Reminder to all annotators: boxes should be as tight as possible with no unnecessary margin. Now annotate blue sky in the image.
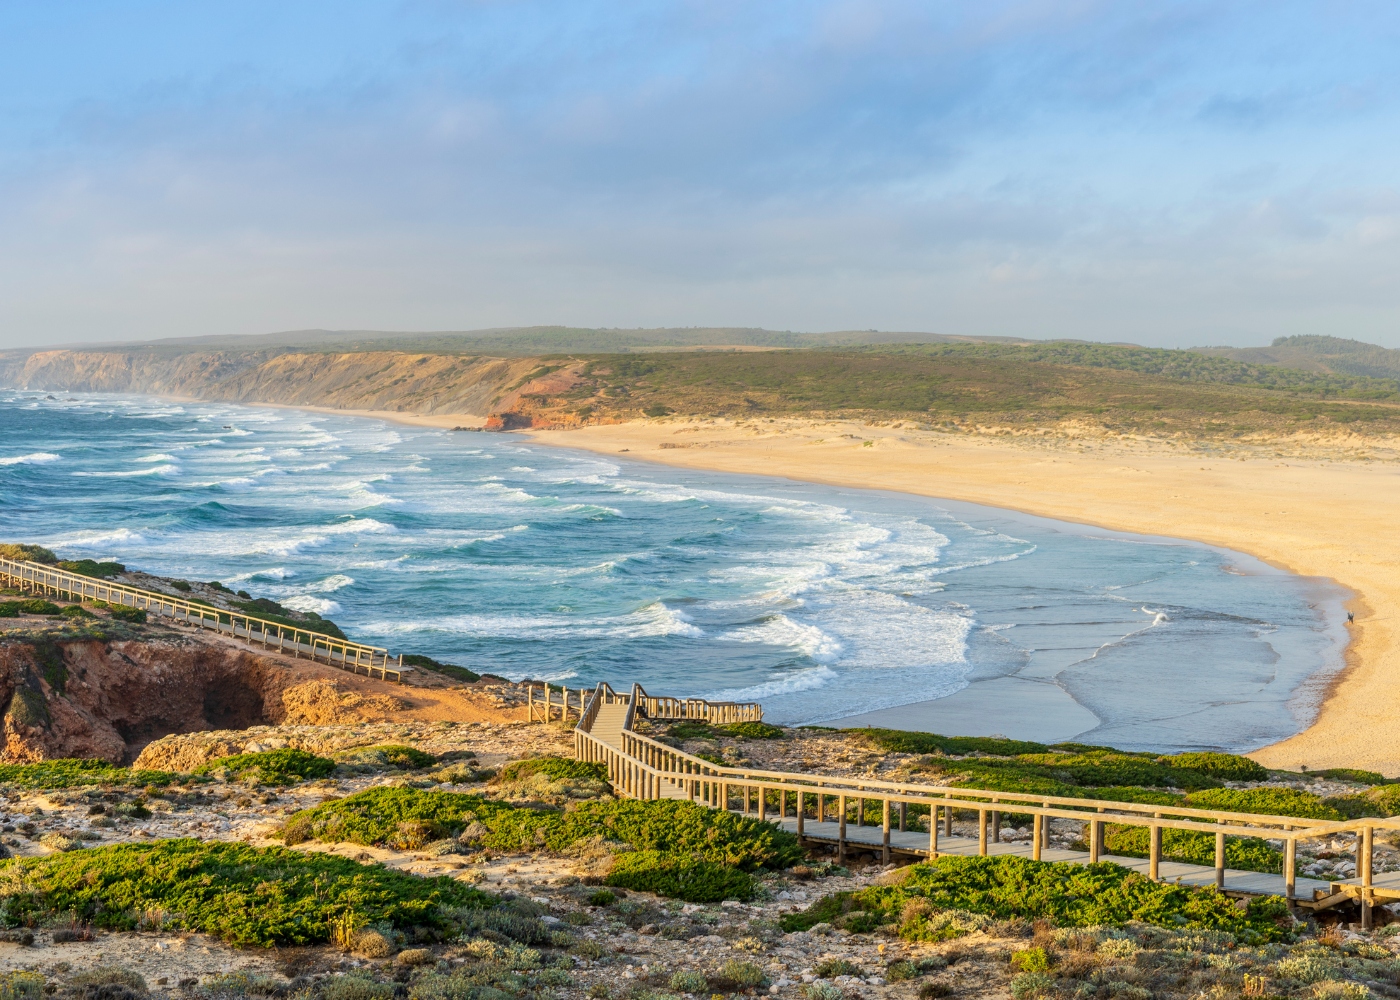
[2,1,1399,349]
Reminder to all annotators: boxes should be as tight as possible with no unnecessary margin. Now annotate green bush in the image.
[400,654,480,684]
[604,850,754,902]
[1184,787,1341,820]
[494,757,608,785]
[859,728,1049,757]
[195,748,336,786]
[782,855,1294,944]
[718,721,785,740]
[1103,826,1282,873]
[0,599,62,616]
[0,544,57,564]
[0,839,493,947]
[106,606,146,623]
[1313,768,1391,785]
[59,605,94,619]
[282,788,802,871]
[0,759,176,790]
[56,559,125,579]
[1157,752,1268,782]
[336,745,437,770]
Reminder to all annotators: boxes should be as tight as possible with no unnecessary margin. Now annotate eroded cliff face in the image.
[0,349,543,417]
[0,636,298,763]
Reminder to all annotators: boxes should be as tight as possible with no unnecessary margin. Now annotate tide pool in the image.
[0,390,1347,751]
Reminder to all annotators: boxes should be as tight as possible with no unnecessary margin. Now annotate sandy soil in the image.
[509,416,1400,777]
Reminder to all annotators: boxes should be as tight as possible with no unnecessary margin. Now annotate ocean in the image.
[0,390,1348,752]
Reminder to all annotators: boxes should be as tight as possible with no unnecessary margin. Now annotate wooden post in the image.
[857,797,865,827]
[818,790,826,823]
[527,685,534,722]
[899,801,907,833]
[758,785,766,823]
[1215,827,1226,889]
[1042,805,1050,850]
[944,805,953,837]
[882,799,891,863]
[1089,820,1101,862]
[838,795,847,863]
[978,809,988,856]
[991,810,1000,845]
[780,790,787,820]
[796,793,805,839]
[1361,826,1373,928]
[1032,814,1042,862]
[1285,836,1297,902]
[1149,824,1161,881]
[930,805,939,856]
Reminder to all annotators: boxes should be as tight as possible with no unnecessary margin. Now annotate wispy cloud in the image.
[1,0,1398,348]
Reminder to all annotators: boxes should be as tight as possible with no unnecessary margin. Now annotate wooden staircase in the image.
[590,701,629,750]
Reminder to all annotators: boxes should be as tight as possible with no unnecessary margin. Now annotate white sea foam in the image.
[724,616,843,662]
[0,452,60,466]
[72,464,178,478]
[137,453,177,463]
[362,601,702,640]
[706,666,839,702]
[281,595,342,615]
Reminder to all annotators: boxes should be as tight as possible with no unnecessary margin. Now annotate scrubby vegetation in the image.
[194,748,336,786]
[1100,827,1284,874]
[781,855,1295,945]
[0,759,177,790]
[335,744,438,771]
[55,559,125,578]
[0,544,57,564]
[401,654,481,684]
[0,599,61,617]
[281,787,800,900]
[0,839,493,947]
[500,345,1400,437]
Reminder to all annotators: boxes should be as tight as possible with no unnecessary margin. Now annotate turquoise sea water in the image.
[0,391,1347,751]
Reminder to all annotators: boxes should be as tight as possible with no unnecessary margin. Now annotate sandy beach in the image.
[502,417,1400,776]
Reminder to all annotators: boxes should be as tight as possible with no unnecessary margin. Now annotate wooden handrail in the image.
[0,557,404,681]
[576,682,1400,922]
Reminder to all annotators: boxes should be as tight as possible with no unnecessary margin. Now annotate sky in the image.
[2,1,1399,350]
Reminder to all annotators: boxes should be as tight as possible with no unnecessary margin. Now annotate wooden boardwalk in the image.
[574,682,1400,924]
[1,556,406,681]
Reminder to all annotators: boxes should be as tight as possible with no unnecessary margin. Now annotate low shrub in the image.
[56,559,125,579]
[400,654,480,684]
[0,759,176,790]
[0,971,45,1000]
[604,850,754,902]
[493,757,609,785]
[1102,826,1282,873]
[1157,751,1268,782]
[781,855,1294,944]
[813,959,859,978]
[718,722,786,740]
[1313,767,1391,785]
[715,960,766,990]
[0,544,57,564]
[0,839,493,947]
[0,599,62,616]
[106,606,147,623]
[859,728,1049,757]
[59,605,94,619]
[281,788,801,895]
[669,970,708,993]
[336,745,438,771]
[1184,787,1342,820]
[195,748,336,786]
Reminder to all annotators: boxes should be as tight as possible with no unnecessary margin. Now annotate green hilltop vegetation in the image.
[507,340,1400,437]
[1199,334,1400,382]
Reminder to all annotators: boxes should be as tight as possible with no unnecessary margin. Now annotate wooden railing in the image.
[575,683,1400,927]
[633,683,762,723]
[0,557,405,681]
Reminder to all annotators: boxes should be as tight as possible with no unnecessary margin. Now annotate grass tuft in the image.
[194,748,336,786]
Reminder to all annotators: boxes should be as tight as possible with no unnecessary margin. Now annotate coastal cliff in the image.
[0,348,547,420]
